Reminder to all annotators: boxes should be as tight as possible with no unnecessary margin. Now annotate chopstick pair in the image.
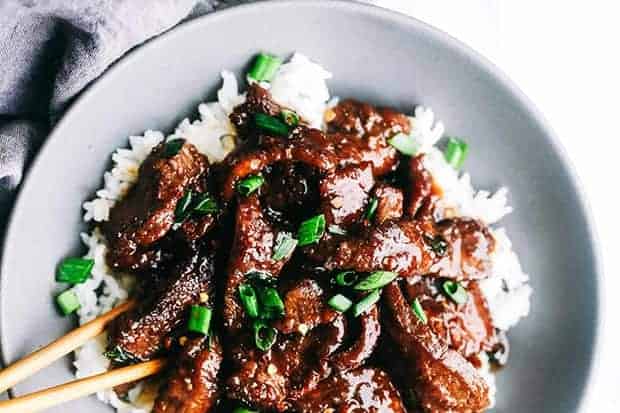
[0,300,166,412]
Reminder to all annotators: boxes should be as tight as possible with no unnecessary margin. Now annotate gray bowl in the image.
[0,1,601,412]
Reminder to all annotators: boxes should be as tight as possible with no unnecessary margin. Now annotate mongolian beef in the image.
[56,53,531,412]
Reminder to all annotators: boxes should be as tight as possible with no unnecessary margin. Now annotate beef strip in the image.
[330,305,381,372]
[325,217,495,280]
[153,335,223,413]
[103,141,209,270]
[273,278,339,335]
[292,367,407,413]
[383,283,490,412]
[406,154,439,220]
[107,249,215,361]
[223,195,290,334]
[221,88,411,200]
[320,163,375,228]
[403,277,497,364]
[372,183,404,224]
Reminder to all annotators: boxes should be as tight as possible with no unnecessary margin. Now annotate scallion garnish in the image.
[353,271,398,291]
[280,109,299,127]
[188,305,212,335]
[253,319,277,351]
[233,407,258,413]
[352,289,382,317]
[163,138,185,157]
[444,137,469,169]
[272,232,298,261]
[388,133,418,156]
[255,113,290,136]
[328,294,353,313]
[247,53,283,82]
[56,290,80,315]
[238,284,260,318]
[257,287,285,319]
[334,270,358,287]
[193,194,218,215]
[365,197,379,221]
[104,345,137,364]
[411,298,428,324]
[56,257,94,284]
[328,225,347,236]
[237,175,265,196]
[297,214,326,246]
[425,235,448,256]
[175,190,193,222]
[441,280,469,305]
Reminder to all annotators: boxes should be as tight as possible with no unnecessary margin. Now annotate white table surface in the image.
[375,0,619,411]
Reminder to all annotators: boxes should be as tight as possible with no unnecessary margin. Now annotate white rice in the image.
[74,53,531,412]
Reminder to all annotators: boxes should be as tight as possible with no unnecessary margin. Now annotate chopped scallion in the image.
[388,133,418,156]
[237,175,265,196]
[297,214,326,246]
[233,407,258,413]
[193,194,218,215]
[56,290,80,315]
[257,287,285,319]
[353,271,398,291]
[444,137,469,169]
[248,53,283,82]
[239,284,260,318]
[328,294,353,312]
[280,109,299,126]
[272,232,298,261]
[441,280,469,305]
[175,190,193,222]
[365,197,379,221]
[334,270,358,287]
[411,298,428,324]
[328,225,347,236]
[163,138,185,157]
[56,257,94,284]
[253,319,277,351]
[255,113,290,136]
[187,305,212,335]
[352,289,382,317]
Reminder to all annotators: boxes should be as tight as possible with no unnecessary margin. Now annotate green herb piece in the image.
[352,289,382,317]
[411,298,428,324]
[297,214,326,246]
[237,175,265,196]
[239,283,260,318]
[353,271,398,291]
[255,113,290,136]
[272,232,298,261]
[328,294,353,312]
[187,305,212,335]
[444,137,469,169]
[247,53,283,82]
[441,280,469,305]
[56,257,94,284]
[388,133,418,156]
[56,290,80,315]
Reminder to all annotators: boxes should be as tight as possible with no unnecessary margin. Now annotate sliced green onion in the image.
[253,319,277,351]
[328,225,347,236]
[246,270,276,286]
[237,175,265,196]
[193,194,218,215]
[354,271,398,291]
[233,407,258,413]
[280,109,299,126]
[297,214,326,246]
[365,197,379,221]
[258,287,285,318]
[248,53,283,82]
[187,305,212,335]
[425,235,448,256]
[175,190,193,222]
[163,138,185,157]
[334,270,358,287]
[444,137,469,169]
[56,258,94,284]
[238,284,260,318]
[442,280,469,305]
[104,345,137,364]
[411,298,428,324]
[328,294,353,312]
[388,133,418,156]
[255,113,290,136]
[272,232,298,261]
[352,289,382,317]
[56,290,80,315]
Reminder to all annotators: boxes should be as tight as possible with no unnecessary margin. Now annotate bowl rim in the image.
[0,0,603,409]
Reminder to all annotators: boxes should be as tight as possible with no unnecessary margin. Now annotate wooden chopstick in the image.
[0,299,136,393]
[0,358,166,412]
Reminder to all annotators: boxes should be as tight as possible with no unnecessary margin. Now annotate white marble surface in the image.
[375,0,619,411]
